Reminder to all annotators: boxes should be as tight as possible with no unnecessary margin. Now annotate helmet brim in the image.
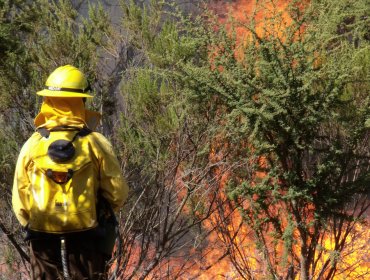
[37,89,93,98]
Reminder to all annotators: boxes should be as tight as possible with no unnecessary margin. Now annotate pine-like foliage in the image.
[0,0,368,279]
[119,0,369,279]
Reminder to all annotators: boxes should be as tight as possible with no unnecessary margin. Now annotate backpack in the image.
[28,126,99,233]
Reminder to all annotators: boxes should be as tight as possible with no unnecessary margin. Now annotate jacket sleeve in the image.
[91,133,129,212]
[12,138,33,227]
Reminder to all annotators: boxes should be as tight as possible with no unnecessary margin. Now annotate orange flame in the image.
[196,1,370,279]
[118,1,369,279]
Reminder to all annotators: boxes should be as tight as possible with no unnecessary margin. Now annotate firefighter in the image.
[12,65,129,280]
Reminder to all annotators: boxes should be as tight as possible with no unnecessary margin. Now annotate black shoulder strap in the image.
[37,126,92,140]
[37,127,50,138]
[71,126,92,142]
[76,126,92,137]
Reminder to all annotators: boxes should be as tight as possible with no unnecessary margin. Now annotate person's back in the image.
[12,65,129,280]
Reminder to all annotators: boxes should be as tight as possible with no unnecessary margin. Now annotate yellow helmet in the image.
[37,65,93,98]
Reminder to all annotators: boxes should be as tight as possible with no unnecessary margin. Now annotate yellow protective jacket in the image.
[12,97,129,233]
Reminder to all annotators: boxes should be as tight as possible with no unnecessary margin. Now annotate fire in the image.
[192,1,370,279]
[314,223,370,279]
[114,1,369,279]
[209,0,306,61]
[229,0,292,38]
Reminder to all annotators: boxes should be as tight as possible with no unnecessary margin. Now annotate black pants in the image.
[30,232,110,280]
